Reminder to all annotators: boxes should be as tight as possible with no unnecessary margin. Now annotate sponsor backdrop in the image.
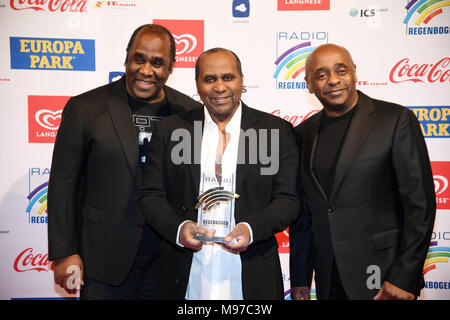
[0,0,448,300]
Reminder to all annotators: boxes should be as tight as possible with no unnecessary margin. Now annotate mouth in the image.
[210,96,231,105]
[135,79,157,89]
[326,88,346,97]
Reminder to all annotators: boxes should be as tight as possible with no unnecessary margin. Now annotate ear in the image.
[353,64,358,84]
[305,76,314,94]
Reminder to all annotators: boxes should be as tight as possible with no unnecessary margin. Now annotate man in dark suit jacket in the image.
[47,24,201,299]
[290,44,436,300]
[139,48,299,299]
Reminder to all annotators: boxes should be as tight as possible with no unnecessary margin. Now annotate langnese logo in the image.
[408,106,450,138]
[10,37,95,71]
[10,0,87,12]
[276,228,289,253]
[431,161,450,209]
[29,95,70,143]
[274,31,328,90]
[153,19,204,68]
[277,0,330,11]
[404,0,450,36]
[26,168,50,224]
[389,57,450,83]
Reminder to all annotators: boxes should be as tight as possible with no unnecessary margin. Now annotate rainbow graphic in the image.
[273,41,315,80]
[26,181,48,219]
[404,0,450,25]
[423,241,450,275]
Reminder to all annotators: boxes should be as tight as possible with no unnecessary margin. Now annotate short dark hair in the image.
[125,24,176,66]
[195,48,243,80]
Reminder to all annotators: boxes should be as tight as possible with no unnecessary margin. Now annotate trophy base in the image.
[193,235,228,243]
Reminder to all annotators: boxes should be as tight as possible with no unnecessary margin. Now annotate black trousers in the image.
[80,253,159,300]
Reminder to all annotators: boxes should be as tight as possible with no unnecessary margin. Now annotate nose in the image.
[139,62,154,77]
[328,71,340,86]
[213,79,227,93]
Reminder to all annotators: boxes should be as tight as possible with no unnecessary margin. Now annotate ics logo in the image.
[274,31,328,90]
[431,161,450,209]
[28,96,70,143]
[10,37,95,71]
[153,19,204,68]
[277,0,330,11]
[26,168,50,224]
[404,0,450,35]
[408,106,450,138]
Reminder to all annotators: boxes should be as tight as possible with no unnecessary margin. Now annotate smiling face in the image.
[196,50,244,125]
[125,31,173,103]
[305,44,359,117]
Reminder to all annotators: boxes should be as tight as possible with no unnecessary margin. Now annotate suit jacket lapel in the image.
[304,111,328,201]
[105,78,140,178]
[330,92,376,202]
[236,103,258,190]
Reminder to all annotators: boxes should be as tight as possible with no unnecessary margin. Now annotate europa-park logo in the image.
[10,37,96,71]
[10,0,87,12]
[14,248,54,273]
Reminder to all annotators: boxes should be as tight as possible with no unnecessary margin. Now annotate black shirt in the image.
[128,94,170,255]
[313,105,357,200]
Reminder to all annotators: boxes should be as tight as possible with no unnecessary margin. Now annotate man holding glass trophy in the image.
[139,48,300,299]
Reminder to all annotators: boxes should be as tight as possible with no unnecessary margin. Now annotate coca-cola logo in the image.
[35,109,62,130]
[271,109,320,127]
[13,248,54,272]
[389,57,450,83]
[10,0,87,12]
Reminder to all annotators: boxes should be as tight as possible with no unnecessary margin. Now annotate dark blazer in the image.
[290,91,436,300]
[139,103,300,299]
[47,77,201,286]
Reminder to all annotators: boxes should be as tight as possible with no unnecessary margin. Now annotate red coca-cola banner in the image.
[10,0,87,12]
[13,248,54,272]
[389,57,450,83]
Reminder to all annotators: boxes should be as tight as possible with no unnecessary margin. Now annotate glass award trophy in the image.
[193,173,239,243]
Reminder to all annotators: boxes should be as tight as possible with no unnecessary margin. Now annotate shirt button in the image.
[328,207,335,214]
[181,206,188,212]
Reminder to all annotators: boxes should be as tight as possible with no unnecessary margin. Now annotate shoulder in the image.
[361,91,410,118]
[164,85,203,111]
[294,111,321,135]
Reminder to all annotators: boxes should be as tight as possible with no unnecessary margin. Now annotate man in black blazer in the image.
[290,44,436,300]
[139,48,299,299]
[47,24,201,299]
